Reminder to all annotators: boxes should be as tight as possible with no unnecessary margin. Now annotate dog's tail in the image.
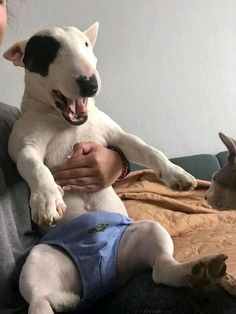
[47,291,80,311]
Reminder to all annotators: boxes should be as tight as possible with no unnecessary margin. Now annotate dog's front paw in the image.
[30,186,66,226]
[160,164,197,191]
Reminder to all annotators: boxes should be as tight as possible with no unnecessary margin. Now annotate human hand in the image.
[52,142,123,192]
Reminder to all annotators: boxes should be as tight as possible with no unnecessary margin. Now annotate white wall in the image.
[1,0,236,158]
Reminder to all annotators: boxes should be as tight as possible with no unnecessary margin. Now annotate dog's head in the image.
[206,132,236,209]
[3,23,101,126]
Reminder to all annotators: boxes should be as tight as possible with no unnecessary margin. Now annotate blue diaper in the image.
[39,211,132,311]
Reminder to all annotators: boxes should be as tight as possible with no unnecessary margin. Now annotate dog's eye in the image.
[85,42,89,47]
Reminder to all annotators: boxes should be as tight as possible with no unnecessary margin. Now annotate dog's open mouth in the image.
[52,90,88,126]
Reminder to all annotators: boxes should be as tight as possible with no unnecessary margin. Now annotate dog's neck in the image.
[20,74,52,112]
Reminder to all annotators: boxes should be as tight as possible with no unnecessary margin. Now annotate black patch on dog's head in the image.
[23,35,61,77]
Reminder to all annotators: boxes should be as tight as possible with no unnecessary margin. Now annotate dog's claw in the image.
[57,204,66,216]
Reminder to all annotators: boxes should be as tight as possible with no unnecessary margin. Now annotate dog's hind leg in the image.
[28,292,80,314]
[145,222,227,288]
[118,221,227,288]
[20,244,82,313]
[28,299,53,314]
[117,220,176,285]
[152,249,227,288]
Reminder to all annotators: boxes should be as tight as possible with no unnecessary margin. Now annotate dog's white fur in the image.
[4,23,228,314]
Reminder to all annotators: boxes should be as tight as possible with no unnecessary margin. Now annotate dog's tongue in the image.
[67,98,87,117]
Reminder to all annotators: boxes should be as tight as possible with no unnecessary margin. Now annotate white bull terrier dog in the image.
[4,23,229,314]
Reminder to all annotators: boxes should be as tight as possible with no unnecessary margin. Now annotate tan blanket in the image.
[113,170,236,279]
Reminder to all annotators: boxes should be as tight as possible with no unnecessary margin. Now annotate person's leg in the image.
[0,103,39,310]
[0,102,20,158]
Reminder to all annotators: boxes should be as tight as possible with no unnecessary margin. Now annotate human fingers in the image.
[62,184,101,193]
[53,156,90,172]
[56,176,100,188]
[53,167,95,181]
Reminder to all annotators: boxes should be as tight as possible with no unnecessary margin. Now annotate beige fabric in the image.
[113,170,236,277]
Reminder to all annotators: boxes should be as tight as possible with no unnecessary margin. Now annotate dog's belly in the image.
[43,122,127,222]
[45,122,107,169]
[39,188,127,234]
[62,188,127,222]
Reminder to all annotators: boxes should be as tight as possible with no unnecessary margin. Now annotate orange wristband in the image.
[108,146,130,181]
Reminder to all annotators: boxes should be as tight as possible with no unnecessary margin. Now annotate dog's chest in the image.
[44,120,107,169]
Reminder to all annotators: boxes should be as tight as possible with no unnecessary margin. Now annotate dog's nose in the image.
[76,74,98,97]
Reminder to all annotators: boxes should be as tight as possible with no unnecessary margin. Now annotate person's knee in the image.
[0,103,19,131]
[0,103,19,156]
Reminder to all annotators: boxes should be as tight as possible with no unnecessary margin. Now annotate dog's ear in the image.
[22,35,61,77]
[3,40,27,67]
[84,22,99,47]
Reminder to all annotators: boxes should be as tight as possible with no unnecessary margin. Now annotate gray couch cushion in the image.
[170,154,221,181]
[216,151,229,169]
[131,154,222,181]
